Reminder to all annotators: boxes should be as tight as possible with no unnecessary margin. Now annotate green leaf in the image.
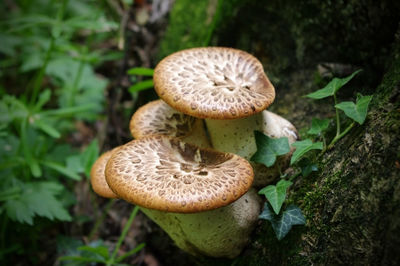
[298,158,318,177]
[39,104,97,117]
[21,119,42,177]
[116,243,146,263]
[41,160,81,180]
[34,89,51,111]
[128,80,154,93]
[66,155,84,175]
[20,53,44,72]
[127,67,154,76]
[306,69,362,99]
[290,139,323,165]
[251,131,290,167]
[56,235,84,258]
[258,179,292,215]
[32,118,61,138]
[307,118,330,135]
[335,94,372,125]
[259,204,306,240]
[4,198,34,225]
[0,33,21,56]
[5,182,72,224]
[81,139,99,178]
[78,246,109,260]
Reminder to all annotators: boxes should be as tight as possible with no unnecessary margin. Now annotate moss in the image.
[150,1,400,264]
[157,0,214,60]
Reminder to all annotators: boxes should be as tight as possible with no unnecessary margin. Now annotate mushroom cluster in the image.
[90,47,298,258]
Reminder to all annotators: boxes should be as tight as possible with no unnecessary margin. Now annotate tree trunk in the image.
[144,1,400,264]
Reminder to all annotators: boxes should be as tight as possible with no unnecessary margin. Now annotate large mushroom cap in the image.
[105,135,254,213]
[90,149,119,198]
[130,99,198,139]
[154,47,275,119]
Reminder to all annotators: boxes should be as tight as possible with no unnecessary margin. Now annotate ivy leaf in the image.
[307,118,330,135]
[251,131,290,167]
[290,139,323,165]
[259,204,306,240]
[298,158,318,177]
[5,182,72,224]
[335,94,372,125]
[306,69,362,99]
[258,179,292,215]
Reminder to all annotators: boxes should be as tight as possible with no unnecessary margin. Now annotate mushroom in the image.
[153,47,297,185]
[129,99,211,148]
[105,135,261,258]
[252,110,298,187]
[90,149,118,198]
[153,47,274,160]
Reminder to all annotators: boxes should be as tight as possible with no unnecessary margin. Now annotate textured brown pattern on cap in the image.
[90,149,118,198]
[130,99,197,138]
[105,135,253,213]
[154,47,275,119]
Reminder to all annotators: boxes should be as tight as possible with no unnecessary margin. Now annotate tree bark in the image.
[145,1,400,265]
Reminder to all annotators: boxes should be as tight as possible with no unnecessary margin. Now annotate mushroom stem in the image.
[205,113,262,160]
[206,110,298,187]
[180,118,211,148]
[140,188,261,258]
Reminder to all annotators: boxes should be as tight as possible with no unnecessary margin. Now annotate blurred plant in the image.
[58,205,145,266]
[127,67,155,96]
[0,0,121,263]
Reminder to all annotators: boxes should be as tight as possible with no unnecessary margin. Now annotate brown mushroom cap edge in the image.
[129,99,198,139]
[154,47,275,120]
[90,149,119,199]
[105,135,254,213]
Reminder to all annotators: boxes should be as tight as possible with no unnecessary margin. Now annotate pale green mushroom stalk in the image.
[207,110,298,187]
[91,136,262,258]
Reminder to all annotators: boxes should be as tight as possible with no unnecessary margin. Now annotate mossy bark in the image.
[149,0,400,265]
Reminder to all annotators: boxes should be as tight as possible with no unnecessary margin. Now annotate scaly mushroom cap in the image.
[90,149,118,198]
[105,135,253,213]
[154,47,275,119]
[130,99,198,139]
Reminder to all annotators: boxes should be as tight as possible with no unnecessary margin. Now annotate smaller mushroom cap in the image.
[154,47,275,119]
[130,99,199,139]
[90,149,119,199]
[130,99,211,148]
[105,135,253,213]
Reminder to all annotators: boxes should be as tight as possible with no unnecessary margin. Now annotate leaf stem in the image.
[67,60,85,107]
[277,162,283,177]
[107,205,140,266]
[327,122,355,150]
[333,93,340,138]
